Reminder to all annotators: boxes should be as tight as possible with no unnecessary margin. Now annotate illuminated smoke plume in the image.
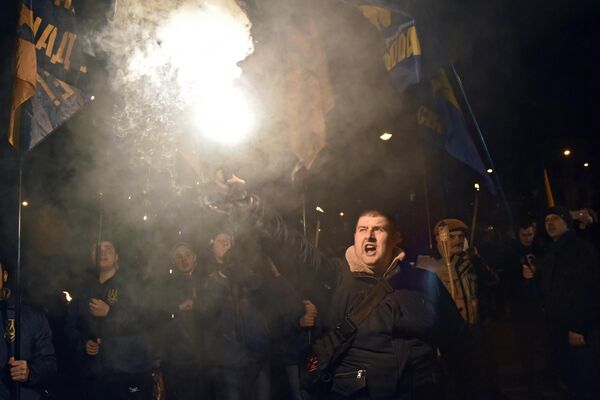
[95,0,254,181]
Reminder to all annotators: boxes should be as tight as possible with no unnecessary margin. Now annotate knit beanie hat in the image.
[544,206,573,227]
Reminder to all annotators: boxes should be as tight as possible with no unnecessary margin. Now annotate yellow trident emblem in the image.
[5,319,15,342]
[107,288,119,305]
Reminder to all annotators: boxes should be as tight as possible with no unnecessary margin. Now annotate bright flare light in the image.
[316,206,325,213]
[129,1,255,145]
[563,149,571,156]
[380,132,393,141]
[486,168,493,174]
[474,183,480,191]
[193,86,255,145]
[21,201,29,207]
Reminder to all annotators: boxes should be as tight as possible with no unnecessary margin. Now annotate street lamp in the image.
[379,132,393,141]
[563,149,571,157]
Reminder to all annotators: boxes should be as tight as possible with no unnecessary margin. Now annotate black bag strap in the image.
[330,270,398,344]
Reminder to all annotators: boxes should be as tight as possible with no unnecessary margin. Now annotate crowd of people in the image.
[1,184,599,400]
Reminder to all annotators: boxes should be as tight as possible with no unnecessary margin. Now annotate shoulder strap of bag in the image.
[330,268,399,344]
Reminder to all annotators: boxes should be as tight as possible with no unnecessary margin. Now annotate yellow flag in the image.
[544,169,556,207]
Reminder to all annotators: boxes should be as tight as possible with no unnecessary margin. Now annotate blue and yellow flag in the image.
[417,68,495,193]
[9,0,89,152]
[356,0,422,92]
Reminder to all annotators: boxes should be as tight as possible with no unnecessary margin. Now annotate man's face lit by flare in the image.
[211,233,232,264]
[173,245,197,275]
[354,215,398,273]
[91,241,119,272]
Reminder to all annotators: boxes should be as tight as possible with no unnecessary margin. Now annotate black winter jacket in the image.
[538,231,600,335]
[0,302,57,400]
[259,212,469,399]
[64,271,152,377]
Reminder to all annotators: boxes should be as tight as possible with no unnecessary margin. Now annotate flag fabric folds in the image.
[9,0,89,152]
[356,0,422,92]
[417,68,496,193]
[286,15,335,170]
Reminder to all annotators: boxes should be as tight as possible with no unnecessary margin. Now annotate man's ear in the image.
[2,270,7,284]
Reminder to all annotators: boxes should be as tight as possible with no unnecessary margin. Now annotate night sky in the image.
[0,0,599,287]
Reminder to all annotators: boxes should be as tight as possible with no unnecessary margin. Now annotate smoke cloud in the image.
[93,0,254,177]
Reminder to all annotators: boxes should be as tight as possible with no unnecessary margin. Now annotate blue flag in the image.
[417,68,495,193]
[355,0,422,92]
[9,0,89,152]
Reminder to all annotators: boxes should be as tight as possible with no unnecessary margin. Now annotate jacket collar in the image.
[345,245,406,276]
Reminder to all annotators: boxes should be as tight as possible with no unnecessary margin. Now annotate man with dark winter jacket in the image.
[0,261,56,400]
[257,207,470,400]
[65,240,153,400]
[200,231,272,400]
[524,207,600,400]
[162,242,206,400]
[504,219,549,395]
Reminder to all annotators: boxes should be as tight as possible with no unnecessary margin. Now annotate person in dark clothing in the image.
[162,242,207,400]
[505,219,550,395]
[267,261,318,400]
[200,231,272,400]
[252,204,471,399]
[524,207,600,400]
[64,240,153,400]
[0,261,57,400]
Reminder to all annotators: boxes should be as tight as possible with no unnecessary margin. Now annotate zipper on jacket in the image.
[335,369,366,379]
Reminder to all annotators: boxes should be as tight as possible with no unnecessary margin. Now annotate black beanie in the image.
[545,206,573,227]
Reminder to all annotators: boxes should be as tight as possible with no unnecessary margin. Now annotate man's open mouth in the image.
[364,243,377,255]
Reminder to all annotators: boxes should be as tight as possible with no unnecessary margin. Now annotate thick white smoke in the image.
[95,0,255,175]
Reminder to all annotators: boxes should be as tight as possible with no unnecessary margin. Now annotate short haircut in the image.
[356,209,398,232]
[90,240,118,254]
[172,242,196,256]
[517,218,536,230]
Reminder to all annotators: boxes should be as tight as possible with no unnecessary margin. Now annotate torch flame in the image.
[63,291,73,303]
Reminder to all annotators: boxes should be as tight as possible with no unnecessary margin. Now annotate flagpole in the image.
[450,62,515,230]
[420,151,433,249]
[14,154,23,400]
[302,190,307,238]
[470,184,480,246]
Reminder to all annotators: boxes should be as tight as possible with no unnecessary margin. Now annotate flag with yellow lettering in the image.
[9,0,89,152]
[355,0,421,92]
[417,68,495,193]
